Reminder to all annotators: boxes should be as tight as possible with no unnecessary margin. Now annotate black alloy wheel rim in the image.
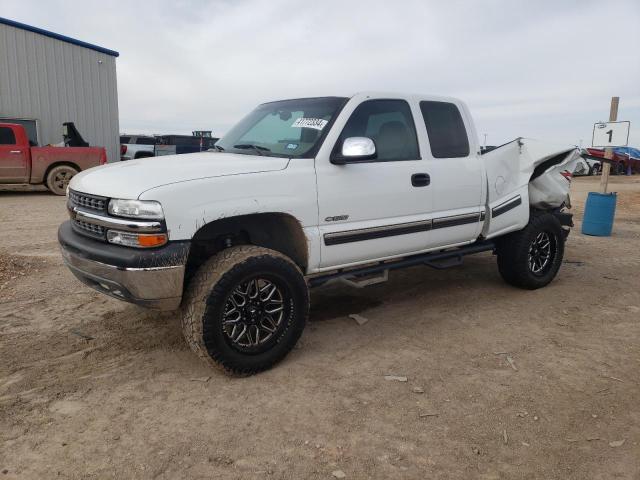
[221,276,289,353]
[528,231,554,275]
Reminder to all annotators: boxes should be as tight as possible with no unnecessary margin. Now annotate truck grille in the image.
[72,219,106,239]
[67,189,164,244]
[69,190,107,212]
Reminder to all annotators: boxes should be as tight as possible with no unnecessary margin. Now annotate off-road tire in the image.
[181,245,309,375]
[46,164,79,195]
[496,213,565,290]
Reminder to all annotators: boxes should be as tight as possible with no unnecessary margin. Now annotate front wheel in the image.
[496,213,565,289]
[46,165,78,195]
[181,246,309,375]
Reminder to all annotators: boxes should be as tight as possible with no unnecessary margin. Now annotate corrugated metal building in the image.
[0,17,120,162]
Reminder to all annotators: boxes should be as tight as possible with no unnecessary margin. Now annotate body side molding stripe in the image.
[324,220,432,246]
[324,210,484,246]
[491,195,522,218]
[431,212,482,230]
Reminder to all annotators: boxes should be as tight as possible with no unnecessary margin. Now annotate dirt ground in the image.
[1,176,639,479]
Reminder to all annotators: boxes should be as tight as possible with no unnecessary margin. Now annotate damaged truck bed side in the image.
[59,92,583,374]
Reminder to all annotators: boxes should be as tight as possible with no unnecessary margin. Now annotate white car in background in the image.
[572,156,600,176]
[119,135,156,161]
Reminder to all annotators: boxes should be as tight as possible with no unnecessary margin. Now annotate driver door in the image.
[0,126,29,183]
[315,98,433,269]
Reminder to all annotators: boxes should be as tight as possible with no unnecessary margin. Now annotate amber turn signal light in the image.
[106,230,168,248]
[137,233,168,247]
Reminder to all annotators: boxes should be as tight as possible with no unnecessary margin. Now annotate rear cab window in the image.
[120,136,131,144]
[419,101,470,158]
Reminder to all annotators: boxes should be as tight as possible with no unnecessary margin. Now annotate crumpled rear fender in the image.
[483,138,579,210]
[482,138,579,239]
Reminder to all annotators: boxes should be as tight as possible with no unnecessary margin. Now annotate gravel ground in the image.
[0,176,639,479]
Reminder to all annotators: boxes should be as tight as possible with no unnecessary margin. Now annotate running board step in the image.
[308,240,496,288]
[423,255,464,270]
[340,270,389,288]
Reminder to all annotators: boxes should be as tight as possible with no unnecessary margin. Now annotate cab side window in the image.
[0,127,16,145]
[339,100,420,161]
[419,101,470,158]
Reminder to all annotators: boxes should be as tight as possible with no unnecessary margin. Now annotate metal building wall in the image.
[0,22,119,162]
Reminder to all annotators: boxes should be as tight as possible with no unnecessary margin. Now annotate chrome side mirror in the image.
[331,137,376,164]
[342,137,376,158]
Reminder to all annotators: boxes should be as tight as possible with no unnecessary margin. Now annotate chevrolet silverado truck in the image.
[58,92,580,374]
[0,123,107,195]
[119,134,156,161]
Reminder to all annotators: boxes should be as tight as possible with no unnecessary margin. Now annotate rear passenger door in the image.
[418,101,484,248]
[315,98,433,269]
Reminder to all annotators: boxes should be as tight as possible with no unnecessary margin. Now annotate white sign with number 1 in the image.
[592,120,630,148]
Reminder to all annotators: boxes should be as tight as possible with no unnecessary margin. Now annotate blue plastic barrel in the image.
[582,192,617,236]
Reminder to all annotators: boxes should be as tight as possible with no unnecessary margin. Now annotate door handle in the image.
[10,150,22,154]
[411,173,430,187]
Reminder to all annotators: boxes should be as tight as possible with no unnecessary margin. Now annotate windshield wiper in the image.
[233,144,271,156]
[212,144,225,152]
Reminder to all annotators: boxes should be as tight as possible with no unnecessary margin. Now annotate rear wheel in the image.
[181,246,309,375]
[496,213,564,289]
[46,165,78,195]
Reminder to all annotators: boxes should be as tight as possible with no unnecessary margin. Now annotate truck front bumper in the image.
[58,221,189,311]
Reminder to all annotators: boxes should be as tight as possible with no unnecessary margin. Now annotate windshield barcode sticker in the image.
[291,118,328,130]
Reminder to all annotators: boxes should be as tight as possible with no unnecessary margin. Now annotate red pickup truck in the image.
[585,148,639,175]
[0,123,107,195]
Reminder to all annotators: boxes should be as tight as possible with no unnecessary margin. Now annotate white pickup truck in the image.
[59,92,580,374]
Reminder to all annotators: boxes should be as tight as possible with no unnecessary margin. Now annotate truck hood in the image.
[69,152,290,199]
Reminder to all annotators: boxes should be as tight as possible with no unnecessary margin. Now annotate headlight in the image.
[107,230,168,248]
[108,199,164,219]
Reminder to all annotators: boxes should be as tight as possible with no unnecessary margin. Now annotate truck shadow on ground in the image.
[99,254,506,367]
[0,187,50,195]
[119,254,504,341]
[309,253,502,323]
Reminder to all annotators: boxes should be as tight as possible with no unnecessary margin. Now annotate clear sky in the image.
[4,0,640,147]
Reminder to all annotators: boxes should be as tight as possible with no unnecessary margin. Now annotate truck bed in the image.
[29,146,106,184]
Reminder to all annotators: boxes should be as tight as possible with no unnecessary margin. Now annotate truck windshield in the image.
[215,97,348,158]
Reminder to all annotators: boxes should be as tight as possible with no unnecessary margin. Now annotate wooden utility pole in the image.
[600,96,619,193]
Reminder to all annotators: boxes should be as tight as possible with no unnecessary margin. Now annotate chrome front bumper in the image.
[60,244,185,311]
